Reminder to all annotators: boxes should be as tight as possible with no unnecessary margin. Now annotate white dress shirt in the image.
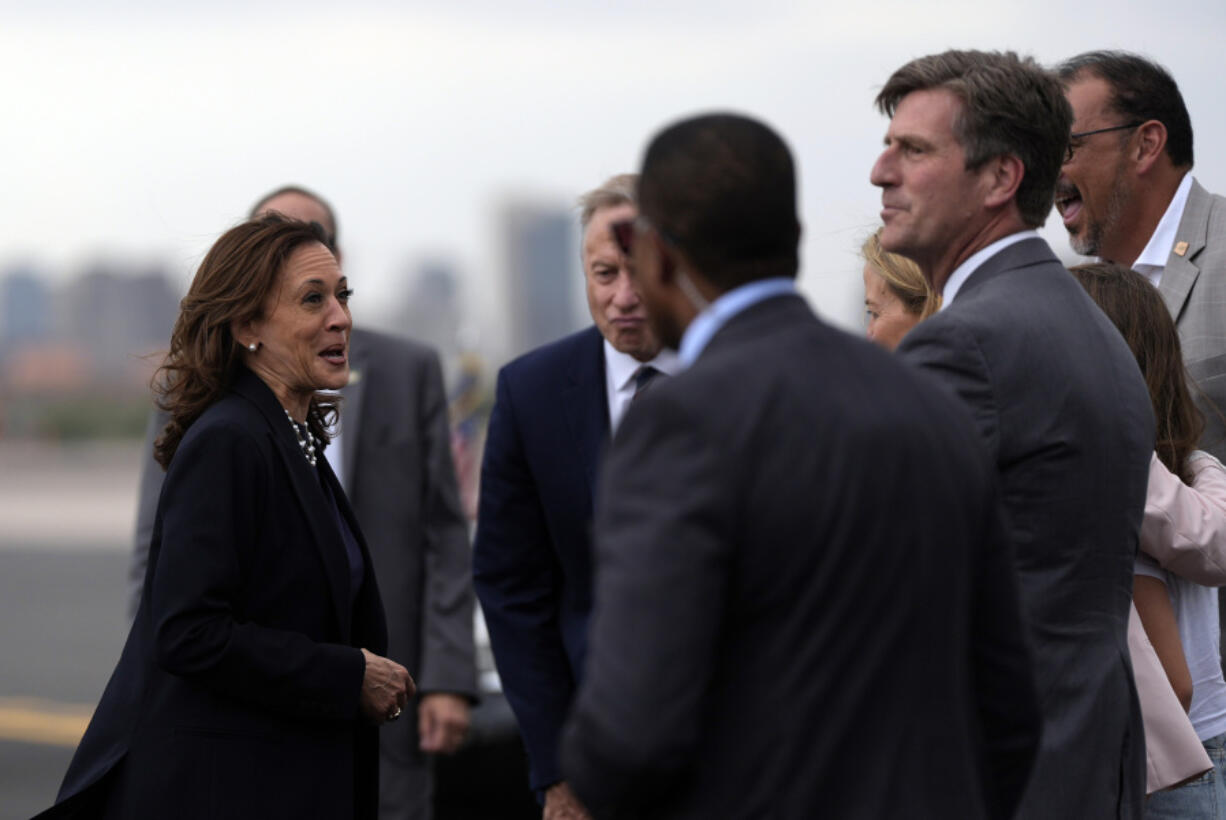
[1132,172,1194,287]
[604,340,680,433]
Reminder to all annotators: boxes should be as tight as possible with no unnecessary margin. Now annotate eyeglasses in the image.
[1064,121,1144,163]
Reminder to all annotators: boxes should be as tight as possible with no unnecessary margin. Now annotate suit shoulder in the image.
[500,326,601,384]
[180,395,264,448]
[1205,189,1226,234]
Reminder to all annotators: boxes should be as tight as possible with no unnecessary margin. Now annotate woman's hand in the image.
[359,648,415,725]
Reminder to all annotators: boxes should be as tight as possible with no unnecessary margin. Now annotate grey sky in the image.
[3,0,1224,355]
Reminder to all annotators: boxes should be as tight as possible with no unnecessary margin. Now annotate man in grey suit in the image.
[872,50,1155,818]
[561,113,1041,819]
[1056,51,1226,460]
[129,186,476,820]
[1056,50,1226,680]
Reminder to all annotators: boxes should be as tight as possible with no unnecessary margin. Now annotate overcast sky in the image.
[4,0,1224,353]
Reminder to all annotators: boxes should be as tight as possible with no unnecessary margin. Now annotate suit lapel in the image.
[341,329,369,489]
[561,327,609,502]
[233,369,353,639]
[1159,180,1211,323]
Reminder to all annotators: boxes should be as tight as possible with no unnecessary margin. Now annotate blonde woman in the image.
[860,228,939,350]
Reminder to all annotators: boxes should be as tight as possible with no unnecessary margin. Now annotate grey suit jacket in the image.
[337,328,475,700]
[1153,178,1226,684]
[898,237,1155,820]
[1159,179,1226,461]
[129,328,476,817]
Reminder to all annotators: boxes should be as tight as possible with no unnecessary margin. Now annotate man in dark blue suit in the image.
[473,174,677,819]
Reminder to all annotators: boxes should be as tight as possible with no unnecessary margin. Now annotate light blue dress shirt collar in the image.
[678,277,797,367]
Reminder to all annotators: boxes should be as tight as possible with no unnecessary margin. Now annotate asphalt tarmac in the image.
[0,547,129,820]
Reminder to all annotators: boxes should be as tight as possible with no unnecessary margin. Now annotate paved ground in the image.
[0,548,129,819]
[0,440,141,550]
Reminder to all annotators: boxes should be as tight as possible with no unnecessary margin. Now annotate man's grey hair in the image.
[577,174,638,231]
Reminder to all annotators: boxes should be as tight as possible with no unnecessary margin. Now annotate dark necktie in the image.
[633,365,661,400]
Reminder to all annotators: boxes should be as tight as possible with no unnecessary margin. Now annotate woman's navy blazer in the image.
[38,367,388,820]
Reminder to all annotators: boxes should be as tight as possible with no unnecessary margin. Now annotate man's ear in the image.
[655,232,677,285]
[1133,120,1168,175]
[983,154,1024,211]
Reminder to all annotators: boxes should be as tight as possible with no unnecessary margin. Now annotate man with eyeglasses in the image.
[473,175,677,820]
[1057,52,1226,467]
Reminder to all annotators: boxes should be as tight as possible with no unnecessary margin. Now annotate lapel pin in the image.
[1174,241,1189,257]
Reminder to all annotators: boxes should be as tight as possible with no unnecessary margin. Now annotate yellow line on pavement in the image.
[0,697,93,748]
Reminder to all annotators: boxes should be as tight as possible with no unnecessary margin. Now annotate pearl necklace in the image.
[284,409,319,467]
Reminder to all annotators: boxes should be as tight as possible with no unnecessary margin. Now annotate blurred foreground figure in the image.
[37,216,412,819]
[872,50,1155,818]
[128,186,476,820]
[561,112,1040,820]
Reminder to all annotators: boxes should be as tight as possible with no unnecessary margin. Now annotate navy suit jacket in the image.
[39,368,387,820]
[473,325,608,791]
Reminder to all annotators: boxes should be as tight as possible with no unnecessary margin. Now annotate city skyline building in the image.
[499,201,582,357]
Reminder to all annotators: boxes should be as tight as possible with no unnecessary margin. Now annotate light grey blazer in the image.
[1159,179,1226,462]
[1154,179,1226,680]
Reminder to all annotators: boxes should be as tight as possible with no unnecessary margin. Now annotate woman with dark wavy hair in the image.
[1073,262,1226,814]
[37,215,413,820]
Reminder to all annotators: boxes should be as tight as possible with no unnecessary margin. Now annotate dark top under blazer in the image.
[562,294,1041,820]
[899,238,1155,820]
[472,325,608,791]
[38,368,388,820]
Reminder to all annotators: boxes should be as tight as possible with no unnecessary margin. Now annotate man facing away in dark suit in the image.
[871,50,1157,818]
[1054,51,1226,675]
[560,113,1041,820]
[128,185,477,820]
[473,174,679,820]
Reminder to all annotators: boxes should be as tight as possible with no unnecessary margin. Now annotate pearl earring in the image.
[248,342,258,352]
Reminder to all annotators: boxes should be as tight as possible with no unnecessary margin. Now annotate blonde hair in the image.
[861,229,940,318]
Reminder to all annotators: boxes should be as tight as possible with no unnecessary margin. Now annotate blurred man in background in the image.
[473,174,678,820]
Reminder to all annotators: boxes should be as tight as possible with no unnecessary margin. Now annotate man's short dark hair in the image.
[1058,50,1193,169]
[248,185,340,251]
[876,50,1071,229]
[638,113,800,291]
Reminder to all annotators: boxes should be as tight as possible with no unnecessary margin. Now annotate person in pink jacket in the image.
[1073,262,1226,814]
